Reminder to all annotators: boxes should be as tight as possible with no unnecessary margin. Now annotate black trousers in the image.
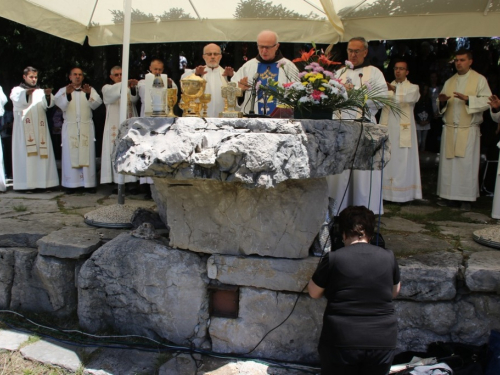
[319,345,395,375]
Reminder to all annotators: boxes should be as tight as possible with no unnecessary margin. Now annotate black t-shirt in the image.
[312,243,400,349]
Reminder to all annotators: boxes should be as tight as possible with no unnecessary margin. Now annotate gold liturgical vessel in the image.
[166,88,178,117]
[179,73,208,117]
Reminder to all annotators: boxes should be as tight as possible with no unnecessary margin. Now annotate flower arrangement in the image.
[259,45,399,119]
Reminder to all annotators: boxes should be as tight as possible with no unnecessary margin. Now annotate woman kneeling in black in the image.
[308,205,401,375]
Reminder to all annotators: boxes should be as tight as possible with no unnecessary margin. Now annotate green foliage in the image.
[110,9,156,23]
[234,0,321,19]
[159,8,195,20]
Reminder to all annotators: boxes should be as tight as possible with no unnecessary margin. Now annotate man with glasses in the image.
[100,66,139,188]
[380,60,422,203]
[232,30,298,115]
[327,37,388,215]
[182,43,234,117]
[436,49,491,211]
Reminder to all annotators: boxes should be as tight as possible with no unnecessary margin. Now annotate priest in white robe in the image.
[101,66,138,185]
[0,85,8,192]
[54,67,102,193]
[327,37,388,215]
[10,67,58,191]
[137,58,177,189]
[437,49,491,211]
[380,60,422,202]
[182,43,234,118]
[231,30,299,115]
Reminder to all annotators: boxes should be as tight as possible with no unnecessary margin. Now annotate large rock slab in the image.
[465,251,500,292]
[37,227,102,259]
[0,329,30,350]
[113,117,390,187]
[209,287,325,363]
[398,251,461,301]
[207,255,318,292]
[77,233,209,347]
[158,178,327,258]
[396,295,500,352]
[384,233,453,256]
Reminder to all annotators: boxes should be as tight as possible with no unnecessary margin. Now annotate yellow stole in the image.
[443,70,480,158]
[66,91,91,168]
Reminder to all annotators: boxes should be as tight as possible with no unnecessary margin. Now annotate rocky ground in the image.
[0,160,499,374]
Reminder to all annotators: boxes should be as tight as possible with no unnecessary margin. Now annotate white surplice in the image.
[437,70,491,201]
[382,79,422,202]
[327,65,388,215]
[0,86,7,191]
[54,87,102,188]
[182,66,227,117]
[10,86,58,190]
[101,83,138,184]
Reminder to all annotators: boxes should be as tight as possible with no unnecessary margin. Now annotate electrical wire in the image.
[0,310,320,374]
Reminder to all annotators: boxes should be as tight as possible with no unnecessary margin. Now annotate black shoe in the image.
[86,188,97,194]
[65,188,77,195]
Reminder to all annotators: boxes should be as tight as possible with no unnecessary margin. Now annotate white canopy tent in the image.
[2,0,499,47]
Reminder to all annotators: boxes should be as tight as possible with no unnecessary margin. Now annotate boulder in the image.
[77,233,209,346]
[465,251,500,292]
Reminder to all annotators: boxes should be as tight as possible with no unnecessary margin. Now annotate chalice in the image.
[200,93,211,117]
[166,88,178,117]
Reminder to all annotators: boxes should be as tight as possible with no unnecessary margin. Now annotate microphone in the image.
[248,72,260,116]
[358,73,363,87]
[357,73,367,122]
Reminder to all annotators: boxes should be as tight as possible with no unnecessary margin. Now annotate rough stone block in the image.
[157,178,327,259]
[396,295,500,352]
[207,254,319,292]
[0,248,15,308]
[37,227,102,259]
[209,287,325,363]
[398,252,461,301]
[466,251,500,292]
[113,117,390,187]
[77,233,209,346]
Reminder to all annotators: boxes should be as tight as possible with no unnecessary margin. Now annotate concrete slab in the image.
[37,227,102,259]
[384,233,453,256]
[400,205,441,216]
[0,329,31,350]
[0,198,59,218]
[20,339,92,372]
[461,212,492,224]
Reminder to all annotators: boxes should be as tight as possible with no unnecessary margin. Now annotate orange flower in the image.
[318,54,341,66]
[293,48,316,63]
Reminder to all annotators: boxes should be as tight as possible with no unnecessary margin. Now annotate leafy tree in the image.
[159,8,195,21]
[234,0,320,19]
[110,9,156,24]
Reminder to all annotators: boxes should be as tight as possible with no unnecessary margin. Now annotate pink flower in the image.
[345,60,354,69]
[283,82,294,88]
[312,90,323,100]
[277,59,287,68]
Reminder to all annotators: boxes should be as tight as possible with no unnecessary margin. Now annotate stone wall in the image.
[2,226,500,363]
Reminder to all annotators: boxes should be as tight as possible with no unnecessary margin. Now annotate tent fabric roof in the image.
[1,0,499,46]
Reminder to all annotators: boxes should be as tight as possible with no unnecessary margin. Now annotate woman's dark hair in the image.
[338,205,375,240]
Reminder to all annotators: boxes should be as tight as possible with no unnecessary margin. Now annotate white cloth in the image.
[382,79,423,202]
[0,86,7,191]
[137,73,177,117]
[231,57,299,114]
[101,83,138,184]
[10,86,58,190]
[437,70,491,201]
[55,87,102,188]
[327,65,388,215]
[182,66,227,117]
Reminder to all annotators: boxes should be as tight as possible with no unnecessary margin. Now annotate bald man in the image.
[182,43,234,117]
[231,30,299,115]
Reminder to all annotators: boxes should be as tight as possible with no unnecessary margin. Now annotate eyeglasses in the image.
[257,44,278,50]
[112,73,122,76]
[393,67,407,71]
[347,49,366,55]
[203,53,221,56]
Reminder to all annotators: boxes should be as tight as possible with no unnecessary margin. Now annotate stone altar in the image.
[113,117,390,258]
